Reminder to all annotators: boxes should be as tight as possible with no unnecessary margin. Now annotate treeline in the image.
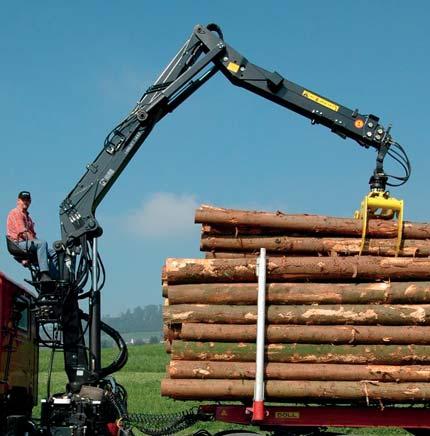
[103,304,162,333]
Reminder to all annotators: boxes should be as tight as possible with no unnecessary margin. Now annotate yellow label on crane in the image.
[227,62,240,73]
[302,90,339,112]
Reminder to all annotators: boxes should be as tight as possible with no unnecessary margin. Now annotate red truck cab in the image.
[0,272,38,429]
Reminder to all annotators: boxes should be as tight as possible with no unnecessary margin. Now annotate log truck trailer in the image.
[1,23,415,435]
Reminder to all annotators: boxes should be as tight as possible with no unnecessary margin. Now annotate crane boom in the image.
[58,23,410,250]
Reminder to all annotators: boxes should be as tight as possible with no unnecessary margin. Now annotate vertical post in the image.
[90,238,101,373]
[253,247,266,421]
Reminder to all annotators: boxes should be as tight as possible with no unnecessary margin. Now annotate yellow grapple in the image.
[355,190,404,256]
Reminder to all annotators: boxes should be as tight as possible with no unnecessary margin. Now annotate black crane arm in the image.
[59,23,410,249]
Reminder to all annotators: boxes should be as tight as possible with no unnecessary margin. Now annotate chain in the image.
[104,383,208,436]
[124,408,205,436]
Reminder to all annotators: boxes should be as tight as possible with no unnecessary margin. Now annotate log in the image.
[161,378,430,402]
[205,252,265,259]
[162,281,168,298]
[164,304,430,325]
[164,257,430,284]
[168,361,430,382]
[201,235,430,257]
[195,205,430,239]
[171,341,430,364]
[161,265,167,281]
[202,223,291,237]
[166,282,430,305]
[169,324,430,344]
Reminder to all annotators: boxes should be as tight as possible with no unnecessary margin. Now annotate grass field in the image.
[36,344,411,435]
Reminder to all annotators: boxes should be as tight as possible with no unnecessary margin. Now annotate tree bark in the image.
[195,205,430,239]
[164,257,430,284]
[167,324,430,344]
[164,304,430,325]
[171,341,430,364]
[161,378,430,402]
[202,223,291,237]
[165,282,430,305]
[201,235,430,257]
[205,252,269,259]
[168,361,430,382]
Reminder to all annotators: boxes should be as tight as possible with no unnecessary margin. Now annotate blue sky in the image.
[1,1,429,315]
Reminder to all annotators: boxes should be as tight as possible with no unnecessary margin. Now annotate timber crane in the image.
[8,23,411,435]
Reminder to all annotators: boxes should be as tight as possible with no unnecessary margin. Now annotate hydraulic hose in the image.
[80,311,128,379]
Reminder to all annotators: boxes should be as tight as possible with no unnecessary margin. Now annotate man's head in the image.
[17,191,31,211]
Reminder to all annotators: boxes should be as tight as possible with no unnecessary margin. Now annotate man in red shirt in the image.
[6,191,57,281]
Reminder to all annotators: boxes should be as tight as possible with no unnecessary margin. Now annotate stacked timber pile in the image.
[161,205,430,404]
[197,205,430,258]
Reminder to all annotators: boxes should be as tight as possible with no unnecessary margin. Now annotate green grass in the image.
[36,345,411,435]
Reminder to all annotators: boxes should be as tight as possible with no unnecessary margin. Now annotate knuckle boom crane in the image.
[29,23,410,435]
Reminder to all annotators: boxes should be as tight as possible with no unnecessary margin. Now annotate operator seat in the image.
[5,236,40,279]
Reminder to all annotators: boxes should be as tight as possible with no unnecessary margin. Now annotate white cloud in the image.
[124,192,198,238]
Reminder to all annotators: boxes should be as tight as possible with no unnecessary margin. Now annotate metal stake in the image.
[252,247,266,421]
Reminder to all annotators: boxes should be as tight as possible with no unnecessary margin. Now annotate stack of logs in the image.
[161,205,430,404]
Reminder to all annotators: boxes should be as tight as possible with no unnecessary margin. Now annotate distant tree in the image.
[149,336,159,344]
[142,305,162,331]
[102,304,163,334]
[132,306,145,332]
